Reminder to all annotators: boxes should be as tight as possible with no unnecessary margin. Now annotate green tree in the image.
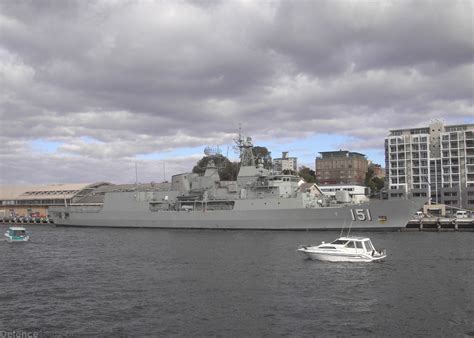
[252,146,272,169]
[365,164,385,194]
[298,166,316,183]
[192,154,239,181]
[220,161,240,181]
[372,176,385,191]
[365,166,375,186]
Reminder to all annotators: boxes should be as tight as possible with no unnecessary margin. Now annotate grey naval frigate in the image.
[51,136,425,230]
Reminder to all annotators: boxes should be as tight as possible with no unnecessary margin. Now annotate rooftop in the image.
[318,150,366,158]
[389,123,474,133]
[0,183,106,201]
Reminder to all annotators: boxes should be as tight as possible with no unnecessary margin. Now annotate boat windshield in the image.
[12,230,26,236]
[364,240,374,252]
[331,239,348,245]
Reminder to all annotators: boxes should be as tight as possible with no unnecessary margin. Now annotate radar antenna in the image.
[204,145,221,157]
[203,145,225,172]
[233,123,243,155]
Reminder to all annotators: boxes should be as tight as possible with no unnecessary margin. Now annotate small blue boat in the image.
[4,227,30,242]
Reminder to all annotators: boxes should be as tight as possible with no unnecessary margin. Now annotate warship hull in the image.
[52,198,424,231]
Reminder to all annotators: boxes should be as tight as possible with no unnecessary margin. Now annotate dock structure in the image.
[405,217,474,231]
[0,215,54,224]
[0,182,117,225]
[2,214,472,231]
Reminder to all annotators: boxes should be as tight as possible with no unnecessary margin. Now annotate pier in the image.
[1,215,473,231]
[0,216,54,225]
[405,217,474,231]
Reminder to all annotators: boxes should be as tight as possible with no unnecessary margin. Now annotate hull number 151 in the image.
[350,208,372,221]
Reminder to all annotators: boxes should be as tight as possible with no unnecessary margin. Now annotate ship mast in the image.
[234,126,255,167]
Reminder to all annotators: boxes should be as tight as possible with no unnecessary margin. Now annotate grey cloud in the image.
[0,0,472,184]
[266,1,473,75]
[0,151,197,185]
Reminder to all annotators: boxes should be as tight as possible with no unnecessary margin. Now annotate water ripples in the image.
[0,226,473,336]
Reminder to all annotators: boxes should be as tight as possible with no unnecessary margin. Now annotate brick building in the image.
[315,151,368,185]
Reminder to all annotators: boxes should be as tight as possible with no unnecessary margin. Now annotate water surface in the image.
[1,225,473,336]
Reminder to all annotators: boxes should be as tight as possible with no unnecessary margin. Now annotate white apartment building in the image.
[385,120,474,210]
[273,151,297,174]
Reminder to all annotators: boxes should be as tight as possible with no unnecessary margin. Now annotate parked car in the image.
[456,210,469,219]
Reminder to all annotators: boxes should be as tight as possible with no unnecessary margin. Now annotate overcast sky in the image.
[1,0,473,185]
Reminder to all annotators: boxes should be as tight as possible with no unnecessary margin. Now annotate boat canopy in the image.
[331,239,349,245]
[11,229,26,235]
[9,227,26,231]
[337,236,371,241]
[329,237,376,252]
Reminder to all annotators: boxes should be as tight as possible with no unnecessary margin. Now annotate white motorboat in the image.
[297,236,386,262]
[4,226,30,243]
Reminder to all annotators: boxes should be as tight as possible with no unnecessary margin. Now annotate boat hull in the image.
[4,234,29,242]
[297,249,386,262]
[51,197,424,230]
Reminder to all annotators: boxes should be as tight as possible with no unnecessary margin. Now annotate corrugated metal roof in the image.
[0,186,30,200]
[0,183,93,200]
